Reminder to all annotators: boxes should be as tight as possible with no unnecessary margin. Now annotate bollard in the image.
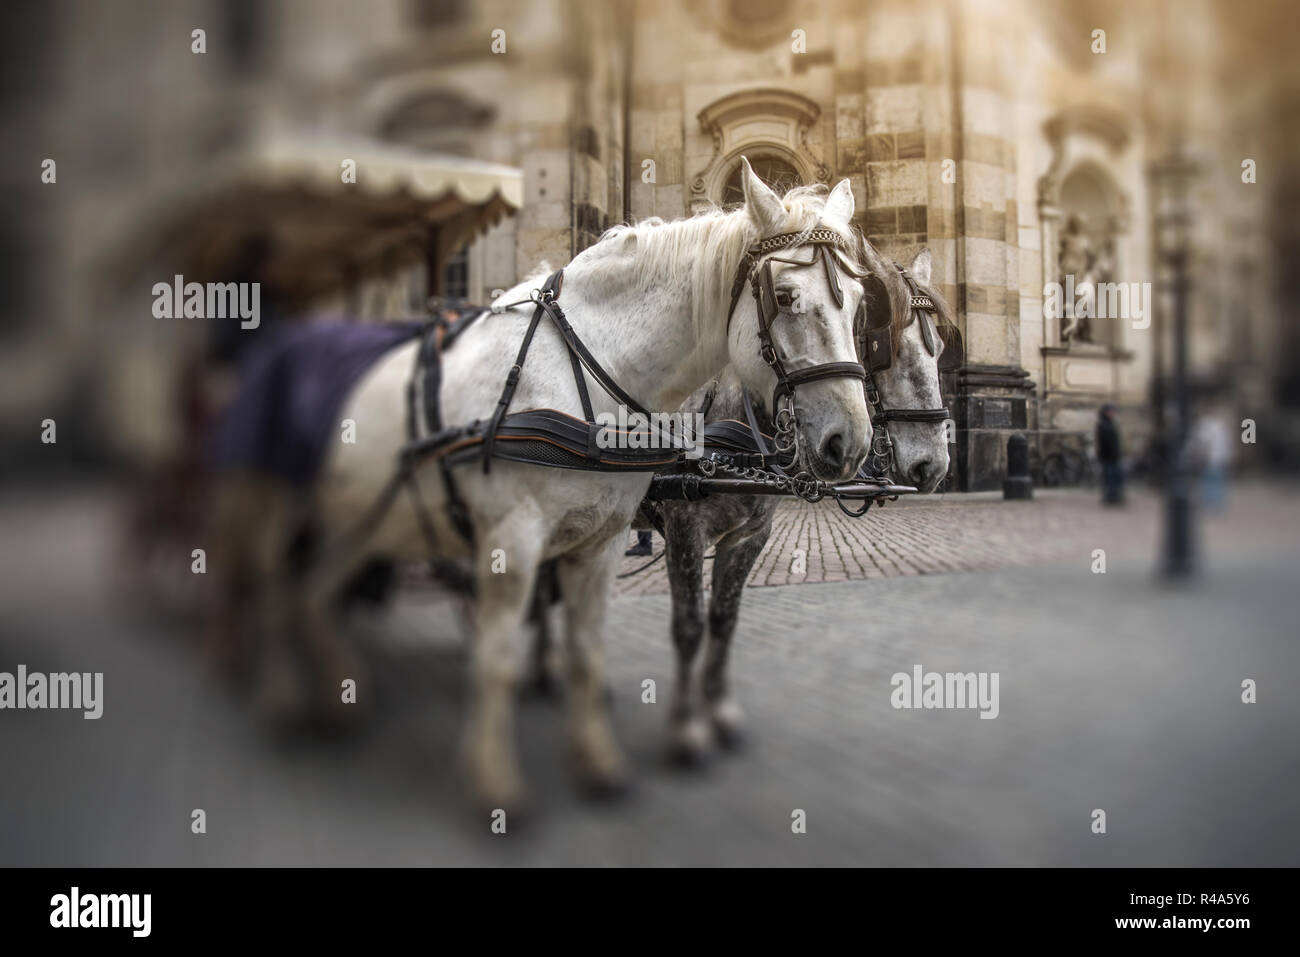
[1003,433,1033,500]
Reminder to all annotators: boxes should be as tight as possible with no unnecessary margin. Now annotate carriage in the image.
[120,135,524,612]
[137,152,954,810]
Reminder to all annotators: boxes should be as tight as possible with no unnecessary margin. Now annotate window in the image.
[442,247,469,301]
[719,156,802,208]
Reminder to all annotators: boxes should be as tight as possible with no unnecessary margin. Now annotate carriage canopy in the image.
[132,134,523,308]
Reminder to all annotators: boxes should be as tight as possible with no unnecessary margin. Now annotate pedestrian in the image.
[1192,402,1234,511]
[1096,403,1124,505]
[626,528,654,557]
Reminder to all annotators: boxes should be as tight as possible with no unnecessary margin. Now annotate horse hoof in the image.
[470,772,529,821]
[577,766,630,802]
[667,717,711,766]
[572,746,630,800]
[462,736,527,817]
[710,699,747,751]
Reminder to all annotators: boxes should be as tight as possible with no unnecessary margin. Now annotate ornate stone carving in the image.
[1057,213,1117,345]
[692,89,825,210]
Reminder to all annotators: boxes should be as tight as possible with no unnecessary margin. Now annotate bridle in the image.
[859,262,951,480]
[725,226,872,473]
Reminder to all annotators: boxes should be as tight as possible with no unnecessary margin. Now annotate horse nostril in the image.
[910,459,932,486]
[821,432,846,469]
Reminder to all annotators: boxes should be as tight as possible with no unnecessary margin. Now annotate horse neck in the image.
[557,238,738,414]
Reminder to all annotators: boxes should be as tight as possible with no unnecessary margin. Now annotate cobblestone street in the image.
[2,483,1298,866]
[614,483,1299,595]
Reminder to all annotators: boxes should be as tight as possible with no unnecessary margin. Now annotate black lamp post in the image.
[1148,146,1200,578]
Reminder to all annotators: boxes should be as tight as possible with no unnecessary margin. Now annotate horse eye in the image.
[774,290,795,310]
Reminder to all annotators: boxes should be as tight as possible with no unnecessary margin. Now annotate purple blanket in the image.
[208,321,424,487]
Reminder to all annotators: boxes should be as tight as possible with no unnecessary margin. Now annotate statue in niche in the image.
[1058,213,1120,346]
[1058,214,1094,344]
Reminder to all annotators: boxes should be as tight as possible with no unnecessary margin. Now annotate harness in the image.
[858,264,951,481]
[417,224,876,493]
[726,227,870,414]
[346,224,910,558]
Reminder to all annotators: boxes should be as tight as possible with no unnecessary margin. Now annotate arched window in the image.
[719,156,803,208]
[692,89,824,213]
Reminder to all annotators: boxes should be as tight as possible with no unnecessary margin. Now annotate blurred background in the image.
[1,0,1298,866]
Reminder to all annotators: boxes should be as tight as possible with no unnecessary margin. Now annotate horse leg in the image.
[523,560,562,698]
[296,537,376,724]
[703,525,768,748]
[663,508,710,763]
[555,536,629,795]
[463,517,544,812]
[247,481,309,723]
[201,474,257,681]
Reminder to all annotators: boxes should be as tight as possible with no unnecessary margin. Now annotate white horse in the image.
[228,159,873,811]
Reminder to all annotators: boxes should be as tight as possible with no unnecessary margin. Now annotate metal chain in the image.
[698,453,825,503]
[769,393,823,501]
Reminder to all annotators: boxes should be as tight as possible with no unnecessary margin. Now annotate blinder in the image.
[860,298,894,372]
[857,262,952,481]
[820,244,844,309]
[757,258,780,327]
[916,298,939,357]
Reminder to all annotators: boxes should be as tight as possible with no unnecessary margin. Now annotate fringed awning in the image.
[131,134,522,308]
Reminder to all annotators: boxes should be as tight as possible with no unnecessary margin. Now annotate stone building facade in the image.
[418,0,1278,489]
[7,0,1287,486]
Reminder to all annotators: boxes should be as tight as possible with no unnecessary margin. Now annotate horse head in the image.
[856,244,957,493]
[726,158,872,483]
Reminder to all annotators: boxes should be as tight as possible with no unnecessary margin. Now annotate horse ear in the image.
[824,178,855,225]
[739,157,785,234]
[909,248,933,287]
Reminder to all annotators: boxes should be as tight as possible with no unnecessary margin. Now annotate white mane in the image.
[569,184,857,339]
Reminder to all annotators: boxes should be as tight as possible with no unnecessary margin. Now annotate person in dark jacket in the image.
[1096,403,1124,505]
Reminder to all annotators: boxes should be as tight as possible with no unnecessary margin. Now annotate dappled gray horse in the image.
[647,246,956,761]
